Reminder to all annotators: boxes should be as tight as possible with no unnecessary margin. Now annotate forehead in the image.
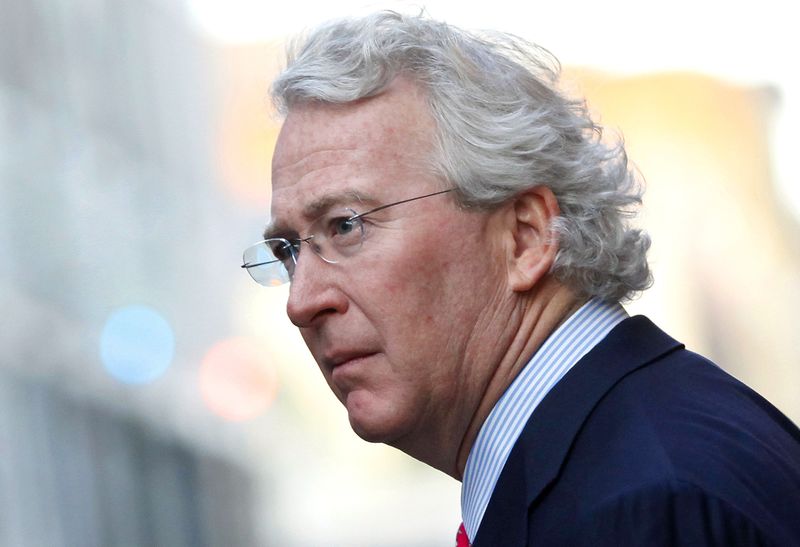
[270,79,438,222]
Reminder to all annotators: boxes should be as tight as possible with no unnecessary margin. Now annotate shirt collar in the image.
[460,298,628,541]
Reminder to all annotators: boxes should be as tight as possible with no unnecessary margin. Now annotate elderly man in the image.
[242,12,800,546]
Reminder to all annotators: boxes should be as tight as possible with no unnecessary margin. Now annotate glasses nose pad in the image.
[283,243,299,278]
[298,235,319,258]
[307,237,323,257]
[298,235,337,265]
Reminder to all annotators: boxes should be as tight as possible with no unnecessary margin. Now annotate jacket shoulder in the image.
[548,479,792,547]
[532,346,800,546]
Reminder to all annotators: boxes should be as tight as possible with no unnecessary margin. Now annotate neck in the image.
[452,280,585,479]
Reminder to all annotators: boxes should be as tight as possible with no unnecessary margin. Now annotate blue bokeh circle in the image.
[100,305,175,384]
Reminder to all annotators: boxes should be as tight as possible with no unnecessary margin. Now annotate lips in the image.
[323,352,378,395]
[324,350,377,371]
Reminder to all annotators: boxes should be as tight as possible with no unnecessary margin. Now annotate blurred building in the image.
[0,0,264,544]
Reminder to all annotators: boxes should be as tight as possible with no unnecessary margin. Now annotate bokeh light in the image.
[199,337,279,421]
[100,305,175,384]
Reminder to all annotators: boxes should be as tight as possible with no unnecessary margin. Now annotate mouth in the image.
[327,351,375,368]
[323,351,378,376]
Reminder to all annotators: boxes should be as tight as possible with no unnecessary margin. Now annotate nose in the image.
[285,249,348,328]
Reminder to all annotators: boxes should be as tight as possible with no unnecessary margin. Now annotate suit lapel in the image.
[472,316,683,547]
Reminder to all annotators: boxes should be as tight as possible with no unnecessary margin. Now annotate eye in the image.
[326,214,363,248]
[333,217,356,236]
[268,240,295,263]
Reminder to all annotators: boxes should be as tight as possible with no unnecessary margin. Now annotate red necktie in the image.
[456,522,470,547]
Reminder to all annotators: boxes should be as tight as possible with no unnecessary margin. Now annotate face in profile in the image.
[269,78,509,463]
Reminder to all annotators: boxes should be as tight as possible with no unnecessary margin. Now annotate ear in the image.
[505,186,560,292]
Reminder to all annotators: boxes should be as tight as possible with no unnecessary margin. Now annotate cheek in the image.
[381,256,444,319]
[355,217,493,326]
[393,256,440,287]
[405,266,481,334]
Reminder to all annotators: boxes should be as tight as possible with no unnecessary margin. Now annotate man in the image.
[242,11,800,546]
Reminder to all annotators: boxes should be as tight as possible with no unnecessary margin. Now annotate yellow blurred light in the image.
[214,44,283,210]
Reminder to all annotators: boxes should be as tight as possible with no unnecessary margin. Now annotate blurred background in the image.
[1,0,798,545]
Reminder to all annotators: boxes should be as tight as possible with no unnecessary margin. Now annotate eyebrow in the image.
[262,189,377,240]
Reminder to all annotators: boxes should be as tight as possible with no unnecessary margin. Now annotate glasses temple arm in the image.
[349,188,453,220]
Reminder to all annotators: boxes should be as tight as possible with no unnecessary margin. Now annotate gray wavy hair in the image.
[271,11,652,302]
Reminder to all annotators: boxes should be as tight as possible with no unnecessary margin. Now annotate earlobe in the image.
[506,186,560,292]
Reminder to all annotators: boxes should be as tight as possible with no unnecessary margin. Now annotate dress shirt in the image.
[460,298,628,541]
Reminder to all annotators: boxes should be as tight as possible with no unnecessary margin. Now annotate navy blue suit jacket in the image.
[472,316,800,546]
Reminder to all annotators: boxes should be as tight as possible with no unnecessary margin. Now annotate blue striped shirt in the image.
[461,298,628,541]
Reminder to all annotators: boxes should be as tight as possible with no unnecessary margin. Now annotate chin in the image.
[345,392,408,445]
[350,422,392,444]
